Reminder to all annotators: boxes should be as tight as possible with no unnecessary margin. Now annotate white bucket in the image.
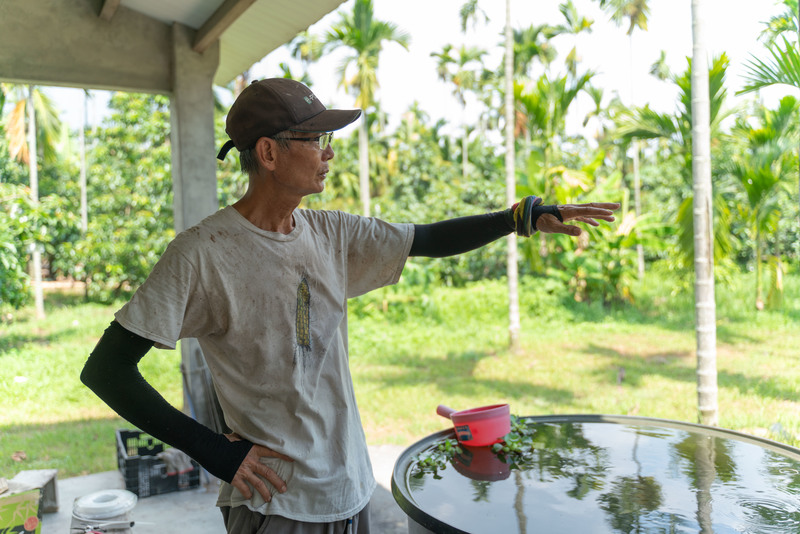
[70,489,137,533]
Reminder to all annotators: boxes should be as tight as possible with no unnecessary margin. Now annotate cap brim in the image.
[291,109,362,133]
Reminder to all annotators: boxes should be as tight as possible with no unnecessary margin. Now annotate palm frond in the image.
[739,37,800,94]
[615,106,678,141]
[7,99,28,164]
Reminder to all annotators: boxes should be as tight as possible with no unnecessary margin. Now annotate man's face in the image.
[271,132,335,198]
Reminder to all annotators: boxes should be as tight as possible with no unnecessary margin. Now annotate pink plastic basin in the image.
[436,404,511,447]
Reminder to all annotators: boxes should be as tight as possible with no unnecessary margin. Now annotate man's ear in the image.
[254,137,280,171]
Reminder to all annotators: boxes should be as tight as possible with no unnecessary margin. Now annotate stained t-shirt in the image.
[114,206,414,522]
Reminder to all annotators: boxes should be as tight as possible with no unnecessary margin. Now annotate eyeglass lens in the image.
[319,132,333,150]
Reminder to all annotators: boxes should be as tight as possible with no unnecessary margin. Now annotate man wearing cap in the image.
[82,78,618,533]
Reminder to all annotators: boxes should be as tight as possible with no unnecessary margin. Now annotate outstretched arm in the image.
[409,198,620,258]
[81,321,292,501]
[410,210,514,257]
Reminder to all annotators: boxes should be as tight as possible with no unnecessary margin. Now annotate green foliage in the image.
[490,415,545,468]
[615,54,744,273]
[741,36,800,93]
[546,175,667,305]
[0,294,183,477]
[4,270,798,478]
[371,105,508,286]
[1,85,64,167]
[67,93,175,300]
[214,91,249,208]
[0,185,31,308]
[323,0,410,109]
[0,0,797,317]
[726,96,799,308]
[411,438,462,479]
[0,182,80,308]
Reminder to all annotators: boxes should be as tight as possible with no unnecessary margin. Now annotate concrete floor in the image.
[42,445,409,533]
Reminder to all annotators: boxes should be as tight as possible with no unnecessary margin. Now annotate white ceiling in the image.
[122,0,345,86]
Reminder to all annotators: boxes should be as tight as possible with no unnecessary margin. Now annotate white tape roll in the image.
[73,489,137,520]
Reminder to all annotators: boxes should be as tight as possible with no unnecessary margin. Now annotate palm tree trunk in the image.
[691,0,718,426]
[629,34,644,279]
[514,470,527,532]
[755,229,764,309]
[80,90,88,234]
[27,86,46,320]
[633,140,644,278]
[358,112,370,216]
[539,146,549,262]
[694,436,716,533]
[462,125,469,181]
[504,0,520,349]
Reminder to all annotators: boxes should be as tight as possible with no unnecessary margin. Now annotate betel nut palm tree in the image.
[615,54,735,270]
[2,84,62,320]
[738,0,800,253]
[324,0,409,217]
[431,44,487,181]
[728,96,799,310]
[691,0,718,427]
[596,0,650,279]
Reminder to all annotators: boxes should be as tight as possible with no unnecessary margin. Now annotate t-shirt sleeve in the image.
[343,214,414,298]
[115,240,216,349]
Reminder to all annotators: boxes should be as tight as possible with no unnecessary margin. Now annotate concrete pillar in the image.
[170,22,219,232]
[169,23,225,435]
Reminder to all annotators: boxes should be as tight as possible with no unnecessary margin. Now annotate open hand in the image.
[537,202,620,236]
[225,432,293,502]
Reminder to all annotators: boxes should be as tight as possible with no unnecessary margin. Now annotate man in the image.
[81,78,618,533]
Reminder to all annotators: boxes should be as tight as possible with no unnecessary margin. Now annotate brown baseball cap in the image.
[217,78,361,160]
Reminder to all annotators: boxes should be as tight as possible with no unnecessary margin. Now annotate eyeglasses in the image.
[274,132,334,151]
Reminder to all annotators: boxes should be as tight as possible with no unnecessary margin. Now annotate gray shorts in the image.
[220,502,370,534]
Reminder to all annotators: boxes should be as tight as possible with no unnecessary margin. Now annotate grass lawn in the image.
[1,268,798,479]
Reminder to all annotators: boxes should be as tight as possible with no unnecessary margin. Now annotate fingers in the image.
[588,202,621,210]
[557,203,618,223]
[537,210,612,235]
[537,214,581,236]
[232,469,273,502]
[564,202,620,210]
[258,445,294,463]
[573,217,600,227]
[232,444,293,503]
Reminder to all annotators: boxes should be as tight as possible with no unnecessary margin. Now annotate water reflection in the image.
[597,474,664,532]
[597,431,667,533]
[403,419,800,533]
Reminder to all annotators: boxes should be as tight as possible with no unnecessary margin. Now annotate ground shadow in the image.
[363,348,575,406]
[371,481,408,534]
[0,327,83,357]
[1,417,125,477]
[579,342,799,403]
[557,295,786,346]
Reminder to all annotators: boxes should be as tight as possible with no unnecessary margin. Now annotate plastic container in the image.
[71,489,136,533]
[436,404,510,446]
[115,429,200,498]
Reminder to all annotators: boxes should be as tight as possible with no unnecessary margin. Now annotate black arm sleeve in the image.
[409,210,515,258]
[80,321,252,483]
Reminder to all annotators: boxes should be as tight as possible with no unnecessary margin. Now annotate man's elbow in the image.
[80,353,100,391]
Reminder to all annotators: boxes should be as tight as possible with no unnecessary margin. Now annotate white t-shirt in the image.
[115,206,414,522]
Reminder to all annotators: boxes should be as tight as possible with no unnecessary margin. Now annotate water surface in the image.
[402,418,800,533]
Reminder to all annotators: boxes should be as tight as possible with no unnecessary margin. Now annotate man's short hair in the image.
[239,135,291,175]
[239,147,258,175]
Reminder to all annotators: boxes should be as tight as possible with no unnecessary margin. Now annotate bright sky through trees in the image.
[46,0,789,138]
